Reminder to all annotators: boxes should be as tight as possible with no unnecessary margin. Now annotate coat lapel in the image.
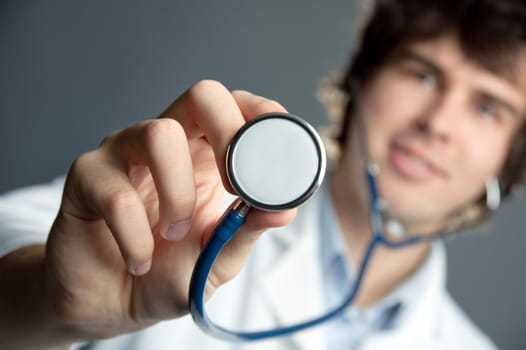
[256,188,326,350]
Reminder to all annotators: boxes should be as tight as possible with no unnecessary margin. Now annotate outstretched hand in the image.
[46,80,297,339]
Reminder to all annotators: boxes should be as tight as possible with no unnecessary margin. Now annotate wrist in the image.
[0,244,79,349]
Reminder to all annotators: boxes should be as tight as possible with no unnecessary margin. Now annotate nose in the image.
[415,90,461,143]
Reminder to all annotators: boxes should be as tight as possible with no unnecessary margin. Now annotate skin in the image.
[0,35,525,349]
[331,35,526,306]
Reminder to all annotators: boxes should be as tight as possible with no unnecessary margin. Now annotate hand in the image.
[45,80,297,339]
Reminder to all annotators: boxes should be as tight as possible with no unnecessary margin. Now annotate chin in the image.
[379,186,445,227]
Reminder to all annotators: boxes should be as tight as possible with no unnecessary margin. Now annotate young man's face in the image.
[348,35,526,234]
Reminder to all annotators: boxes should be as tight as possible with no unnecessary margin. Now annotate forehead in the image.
[409,36,526,84]
[394,35,526,114]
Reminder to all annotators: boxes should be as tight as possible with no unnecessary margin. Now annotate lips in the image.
[388,140,448,181]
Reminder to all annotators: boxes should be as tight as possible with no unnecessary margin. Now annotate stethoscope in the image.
[188,111,430,342]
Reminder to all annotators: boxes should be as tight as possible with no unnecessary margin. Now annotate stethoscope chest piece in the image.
[226,113,326,211]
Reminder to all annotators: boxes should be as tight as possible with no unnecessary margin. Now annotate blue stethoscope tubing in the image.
[188,163,428,342]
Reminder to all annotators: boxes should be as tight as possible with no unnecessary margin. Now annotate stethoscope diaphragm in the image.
[226,112,326,211]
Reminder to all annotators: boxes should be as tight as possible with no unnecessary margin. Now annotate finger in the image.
[209,205,297,288]
[69,151,155,275]
[231,90,288,119]
[160,80,244,148]
[221,207,297,260]
[159,80,288,192]
[159,80,245,191]
[108,119,197,240]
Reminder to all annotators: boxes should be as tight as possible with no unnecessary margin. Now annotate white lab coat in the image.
[0,179,496,350]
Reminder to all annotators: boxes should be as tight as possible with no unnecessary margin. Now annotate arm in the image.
[0,245,76,350]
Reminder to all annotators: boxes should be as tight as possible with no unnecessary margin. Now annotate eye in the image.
[395,59,440,92]
[414,70,437,88]
[475,102,498,120]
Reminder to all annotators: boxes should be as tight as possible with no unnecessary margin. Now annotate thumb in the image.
[208,205,297,288]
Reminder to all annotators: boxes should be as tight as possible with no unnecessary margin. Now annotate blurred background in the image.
[0,1,524,348]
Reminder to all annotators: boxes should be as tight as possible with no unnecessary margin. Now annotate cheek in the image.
[453,139,508,203]
[361,75,421,127]
[360,74,429,159]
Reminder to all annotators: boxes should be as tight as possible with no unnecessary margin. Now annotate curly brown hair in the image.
[320,0,526,231]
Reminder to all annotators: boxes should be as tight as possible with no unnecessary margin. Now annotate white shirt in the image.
[318,180,435,349]
[0,177,497,349]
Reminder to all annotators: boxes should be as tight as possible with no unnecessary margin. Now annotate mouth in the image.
[388,140,448,181]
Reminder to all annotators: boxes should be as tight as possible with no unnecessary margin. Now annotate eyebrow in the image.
[479,92,521,120]
[390,49,523,120]
[390,50,444,76]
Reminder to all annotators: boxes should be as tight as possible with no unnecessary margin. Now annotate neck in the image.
[330,168,430,308]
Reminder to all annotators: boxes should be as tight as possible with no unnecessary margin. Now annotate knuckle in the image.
[103,189,140,215]
[230,89,249,97]
[69,150,98,177]
[254,99,285,115]
[144,118,184,144]
[186,79,227,103]
[170,192,196,211]
[166,192,196,218]
[208,264,237,292]
[126,239,154,264]
[98,128,121,148]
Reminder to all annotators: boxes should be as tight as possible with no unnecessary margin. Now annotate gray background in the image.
[1,1,524,348]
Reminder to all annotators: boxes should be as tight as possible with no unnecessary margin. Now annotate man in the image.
[1,0,525,348]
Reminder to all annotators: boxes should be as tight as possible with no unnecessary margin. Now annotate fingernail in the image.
[130,260,151,276]
[165,221,190,240]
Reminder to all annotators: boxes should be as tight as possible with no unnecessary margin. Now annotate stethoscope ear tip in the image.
[366,161,380,176]
[385,219,406,239]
